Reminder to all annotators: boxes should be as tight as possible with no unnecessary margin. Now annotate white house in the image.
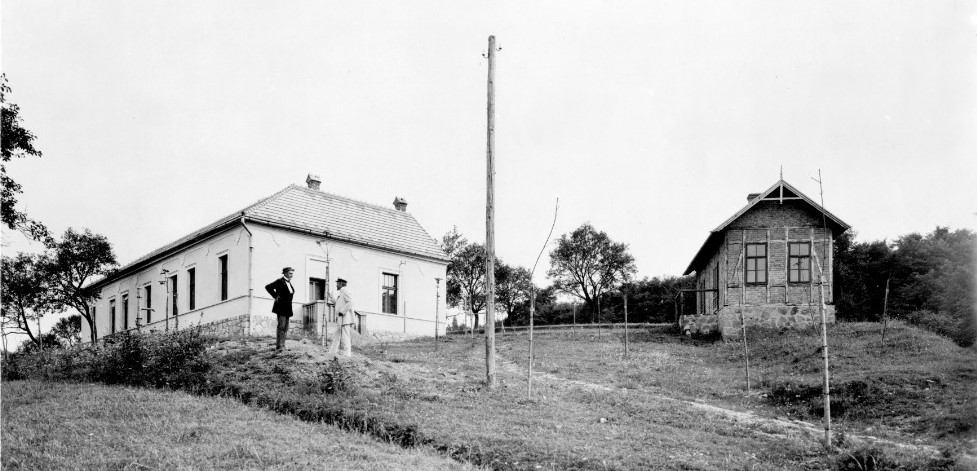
[83,175,450,342]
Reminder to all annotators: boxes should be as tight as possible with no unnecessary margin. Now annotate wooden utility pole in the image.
[484,35,498,388]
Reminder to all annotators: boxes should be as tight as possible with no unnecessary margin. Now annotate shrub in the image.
[1,328,214,390]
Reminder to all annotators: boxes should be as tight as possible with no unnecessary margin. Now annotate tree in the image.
[495,263,533,326]
[51,314,82,347]
[45,228,118,343]
[833,227,976,347]
[1,253,62,347]
[451,243,489,329]
[547,223,637,320]
[441,226,469,309]
[1,75,48,240]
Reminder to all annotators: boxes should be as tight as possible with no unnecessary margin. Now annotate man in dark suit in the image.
[265,267,296,351]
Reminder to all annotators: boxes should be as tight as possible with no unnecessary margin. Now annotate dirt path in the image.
[495,354,974,465]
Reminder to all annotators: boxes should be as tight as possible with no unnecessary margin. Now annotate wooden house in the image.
[680,179,850,337]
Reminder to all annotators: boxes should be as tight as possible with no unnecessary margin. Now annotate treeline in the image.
[445,224,975,348]
[501,276,693,327]
[834,227,975,347]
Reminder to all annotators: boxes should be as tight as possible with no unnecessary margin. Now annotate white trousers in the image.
[328,324,353,356]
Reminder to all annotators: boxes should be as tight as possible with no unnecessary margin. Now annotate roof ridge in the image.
[290,185,411,216]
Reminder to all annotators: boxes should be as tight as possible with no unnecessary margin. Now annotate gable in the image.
[684,179,850,275]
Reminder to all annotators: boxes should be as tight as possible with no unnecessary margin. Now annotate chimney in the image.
[306,173,321,190]
[393,197,407,212]
[747,192,761,202]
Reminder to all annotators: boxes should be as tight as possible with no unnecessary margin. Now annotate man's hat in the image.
[282,267,294,274]
[336,278,347,284]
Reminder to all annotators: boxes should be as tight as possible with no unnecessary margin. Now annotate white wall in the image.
[83,226,252,341]
[249,224,448,336]
[82,222,448,341]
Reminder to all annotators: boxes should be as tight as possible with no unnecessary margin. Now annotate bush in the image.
[1,328,214,390]
[903,310,975,348]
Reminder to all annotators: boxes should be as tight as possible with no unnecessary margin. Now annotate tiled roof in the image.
[98,185,448,286]
[246,185,448,261]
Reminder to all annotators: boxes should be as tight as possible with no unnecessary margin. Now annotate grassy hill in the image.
[3,321,973,470]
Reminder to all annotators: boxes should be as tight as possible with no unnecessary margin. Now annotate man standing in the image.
[265,267,295,351]
[329,277,355,357]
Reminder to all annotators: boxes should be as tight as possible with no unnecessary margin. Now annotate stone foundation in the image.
[198,314,250,337]
[250,313,307,339]
[680,304,835,338]
[679,314,720,336]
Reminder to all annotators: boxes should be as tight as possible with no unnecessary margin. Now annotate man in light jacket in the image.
[329,277,355,357]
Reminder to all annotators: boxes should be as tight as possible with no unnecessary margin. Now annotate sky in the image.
[3,1,976,339]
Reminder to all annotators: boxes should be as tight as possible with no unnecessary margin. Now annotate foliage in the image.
[1,328,212,391]
[495,263,533,324]
[50,314,81,346]
[440,226,469,308]
[0,75,47,239]
[834,227,976,346]
[1,253,62,347]
[43,227,118,343]
[547,223,637,319]
[599,275,694,324]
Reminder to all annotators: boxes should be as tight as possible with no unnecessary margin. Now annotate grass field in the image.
[196,321,972,469]
[0,380,476,470]
[3,321,972,470]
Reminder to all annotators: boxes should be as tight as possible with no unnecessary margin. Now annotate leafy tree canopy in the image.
[1,74,47,239]
[547,223,637,317]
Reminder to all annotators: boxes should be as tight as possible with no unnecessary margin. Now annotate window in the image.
[309,277,326,302]
[714,265,720,311]
[144,286,152,323]
[381,273,398,314]
[170,274,179,316]
[122,294,129,330]
[745,243,767,284]
[188,268,196,310]
[789,242,811,283]
[109,299,117,334]
[219,255,229,301]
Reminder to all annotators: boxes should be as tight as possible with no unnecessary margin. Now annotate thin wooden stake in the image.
[880,277,891,357]
[623,294,630,358]
[812,169,832,449]
[528,199,559,398]
[739,232,751,392]
[435,277,441,352]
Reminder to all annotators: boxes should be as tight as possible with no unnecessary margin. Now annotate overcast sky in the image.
[3,1,976,295]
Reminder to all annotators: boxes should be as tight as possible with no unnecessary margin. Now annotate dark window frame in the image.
[121,294,129,331]
[381,273,398,315]
[144,285,152,323]
[309,277,326,302]
[788,242,811,283]
[219,255,229,301]
[169,274,179,316]
[109,299,117,334]
[745,243,768,285]
[188,268,196,310]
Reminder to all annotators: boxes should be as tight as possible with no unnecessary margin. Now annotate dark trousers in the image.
[276,315,290,349]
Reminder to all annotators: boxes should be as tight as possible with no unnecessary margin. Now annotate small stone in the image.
[599,418,607,423]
